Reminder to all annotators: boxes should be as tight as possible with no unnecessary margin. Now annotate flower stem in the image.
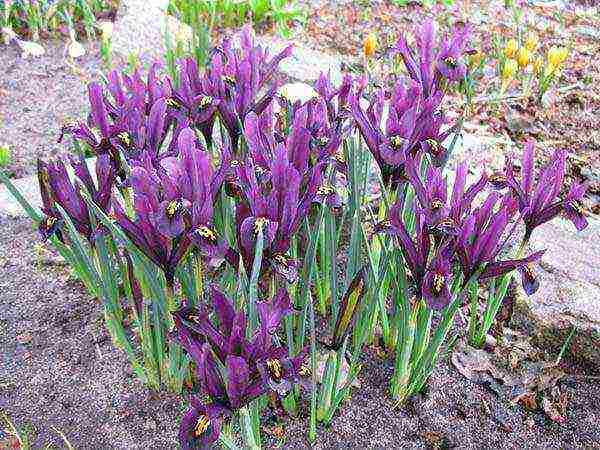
[239,406,260,450]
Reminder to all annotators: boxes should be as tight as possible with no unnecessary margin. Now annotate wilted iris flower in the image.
[174,286,308,448]
[37,154,115,243]
[205,26,292,152]
[492,141,588,241]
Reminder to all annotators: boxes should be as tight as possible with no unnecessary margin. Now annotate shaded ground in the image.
[0,39,103,178]
[2,217,600,449]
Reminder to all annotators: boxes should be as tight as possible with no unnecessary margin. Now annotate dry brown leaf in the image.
[512,391,538,411]
[419,431,450,449]
[542,396,567,424]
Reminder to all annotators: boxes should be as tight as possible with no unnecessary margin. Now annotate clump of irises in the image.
[0,21,590,449]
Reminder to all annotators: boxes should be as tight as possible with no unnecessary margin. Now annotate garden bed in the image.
[2,0,600,448]
[296,0,600,213]
[2,216,600,448]
[0,40,103,178]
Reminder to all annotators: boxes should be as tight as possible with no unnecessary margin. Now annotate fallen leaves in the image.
[16,334,32,345]
[0,437,21,450]
[451,329,569,424]
[419,430,451,450]
[541,389,567,424]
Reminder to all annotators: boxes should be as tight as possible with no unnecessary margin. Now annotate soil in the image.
[0,39,104,179]
[0,216,182,449]
[2,216,599,449]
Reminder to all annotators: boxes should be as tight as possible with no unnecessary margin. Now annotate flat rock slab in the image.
[513,217,600,368]
[111,2,191,64]
[0,158,96,218]
[0,173,41,218]
[257,36,342,84]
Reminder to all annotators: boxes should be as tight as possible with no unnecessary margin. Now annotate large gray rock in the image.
[513,217,600,368]
[0,173,41,218]
[111,0,191,63]
[258,36,342,84]
[111,0,342,83]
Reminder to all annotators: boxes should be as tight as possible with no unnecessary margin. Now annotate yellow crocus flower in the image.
[532,56,544,75]
[517,47,531,69]
[363,33,377,59]
[504,39,518,58]
[502,59,518,81]
[525,33,539,52]
[547,46,568,70]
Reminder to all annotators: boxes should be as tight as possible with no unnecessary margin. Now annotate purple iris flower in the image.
[421,247,454,310]
[60,82,175,177]
[314,71,353,126]
[112,127,227,286]
[61,65,191,176]
[179,395,229,450]
[492,141,588,241]
[167,57,221,149]
[227,135,333,282]
[395,19,472,98]
[36,154,115,243]
[350,77,420,187]
[174,286,309,448]
[404,155,487,233]
[105,63,172,116]
[377,200,453,309]
[244,103,342,210]
[455,191,545,295]
[205,26,292,153]
[229,145,303,282]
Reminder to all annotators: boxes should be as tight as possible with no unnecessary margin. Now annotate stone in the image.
[0,157,96,218]
[0,173,41,218]
[445,124,510,180]
[512,217,600,368]
[258,36,343,84]
[278,82,318,103]
[111,0,192,63]
[111,0,343,85]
